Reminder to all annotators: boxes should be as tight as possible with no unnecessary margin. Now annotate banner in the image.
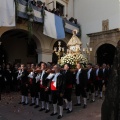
[17,0,28,19]
[0,0,15,26]
[43,10,65,39]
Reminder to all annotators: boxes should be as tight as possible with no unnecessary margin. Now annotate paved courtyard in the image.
[0,92,102,120]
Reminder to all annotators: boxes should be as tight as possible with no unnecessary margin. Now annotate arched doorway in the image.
[0,29,40,64]
[52,40,67,64]
[96,43,116,65]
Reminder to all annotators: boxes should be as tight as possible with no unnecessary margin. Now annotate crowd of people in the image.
[30,0,78,24]
[0,62,111,119]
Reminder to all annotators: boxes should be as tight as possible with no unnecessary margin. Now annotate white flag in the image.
[43,10,65,39]
[0,0,15,26]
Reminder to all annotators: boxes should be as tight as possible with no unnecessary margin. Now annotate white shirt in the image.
[103,68,105,73]
[96,69,99,76]
[52,73,60,87]
[87,68,92,80]
[40,70,45,85]
[76,69,81,84]
[47,73,55,79]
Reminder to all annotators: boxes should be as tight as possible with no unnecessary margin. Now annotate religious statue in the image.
[101,40,120,120]
[60,29,87,67]
[67,30,82,53]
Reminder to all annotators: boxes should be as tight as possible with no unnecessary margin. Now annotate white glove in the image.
[47,73,55,79]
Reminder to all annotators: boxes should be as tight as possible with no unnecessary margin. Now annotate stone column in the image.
[36,48,53,63]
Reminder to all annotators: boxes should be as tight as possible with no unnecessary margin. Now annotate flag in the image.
[43,10,65,39]
[0,0,15,26]
[31,4,42,23]
[17,0,28,19]
[64,20,80,35]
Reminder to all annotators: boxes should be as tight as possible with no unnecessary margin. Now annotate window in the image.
[56,2,64,15]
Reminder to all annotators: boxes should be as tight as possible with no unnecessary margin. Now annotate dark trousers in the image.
[75,84,87,97]
[51,90,63,106]
[21,84,28,96]
[64,88,72,102]
[40,88,45,101]
[35,83,40,98]
[44,90,50,102]
[30,85,36,97]
[86,82,95,93]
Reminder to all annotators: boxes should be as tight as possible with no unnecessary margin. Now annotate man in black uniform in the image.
[62,63,73,113]
[102,63,108,89]
[94,64,103,98]
[86,63,96,102]
[4,64,12,93]
[39,62,49,112]
[74,63,87,108]
[46,64,65,119]
[28,64,36,106]
[17,64,29,105]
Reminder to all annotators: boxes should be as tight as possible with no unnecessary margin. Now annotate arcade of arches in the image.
[0,21,70,64]
[1,23,120,65]
[0,29,68,64]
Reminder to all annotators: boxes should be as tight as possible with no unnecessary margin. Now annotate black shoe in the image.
[39,108,45,111]
[63,108,69,110]
[34,105,39,108]
[50,112,58,116]
[67,110,72,113]
[18,102,24,104]
[90,100,95,103]
[100,97,102,99]
[57,115,63,119]
[74,103,81,106]
[83,104,87,109]
[23,103,29,105]
[29,103,35,106]
[45,109,50,113]
[87,98,89,100]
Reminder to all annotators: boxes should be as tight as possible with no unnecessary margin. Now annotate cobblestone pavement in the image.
[0,92,102,120]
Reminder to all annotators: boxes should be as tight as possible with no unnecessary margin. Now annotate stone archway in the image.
[87,28,120,64]
[0,29,41,64]
[96,43,116,65]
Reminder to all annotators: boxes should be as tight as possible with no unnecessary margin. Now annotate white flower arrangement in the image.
[60,53,88,66]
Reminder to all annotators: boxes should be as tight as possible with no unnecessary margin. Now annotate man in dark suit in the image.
[62,63,73,113]
[17,64,29,105]
[86,63,96,102]
[102,63,108,89]
[74,63,87,108]
[39,62,49,112]
[46,64,65,119]
[94,64,103,98]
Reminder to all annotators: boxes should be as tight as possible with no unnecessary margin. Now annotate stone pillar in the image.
[36,48,53,63]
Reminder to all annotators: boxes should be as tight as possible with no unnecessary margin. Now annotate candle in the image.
[83,48,85,51]
[59,47,61,51]
[58,41,61,45]
[54,47,57,51]
[90,48,92,51]
[62,47,64,51]
[67,49,69,53]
